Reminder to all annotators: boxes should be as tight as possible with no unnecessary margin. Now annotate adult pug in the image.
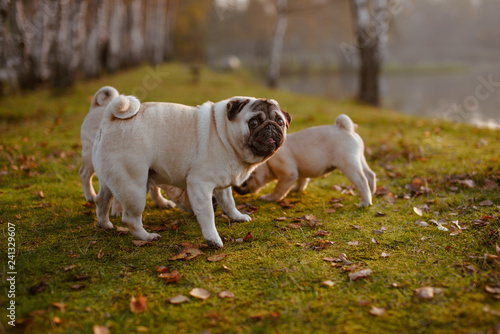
[80,86,188,215]
[234,114,376,207]
[92,95,290,247]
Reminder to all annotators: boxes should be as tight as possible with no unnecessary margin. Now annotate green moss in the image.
[1,63,499,333]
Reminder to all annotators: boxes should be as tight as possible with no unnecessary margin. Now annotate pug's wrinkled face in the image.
[226,97,291,164]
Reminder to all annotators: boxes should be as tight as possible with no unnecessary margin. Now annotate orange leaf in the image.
[129,295,147,314]
[158,270,182,283]
[243,232,253,241]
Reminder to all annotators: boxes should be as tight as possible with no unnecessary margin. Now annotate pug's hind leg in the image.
[361,154,377,195]
[340,160,372,207]
[187,181,223,248]
[118,182,161,241]
[95,183,114,230]
[214,187,252,222]
[149,185,176,209]
[259,173,297,201]
[291,177,309,192]
[79,162,96,203]
[111,198,123,217]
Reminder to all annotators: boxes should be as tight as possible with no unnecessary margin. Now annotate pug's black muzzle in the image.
[233,181,250,195]
[249,121,284,157]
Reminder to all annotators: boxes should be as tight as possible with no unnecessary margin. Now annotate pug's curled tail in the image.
[91,86,119,109]
[104,95,141,121]
[335,114,357,132]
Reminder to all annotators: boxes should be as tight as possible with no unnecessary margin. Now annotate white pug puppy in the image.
[92,95,291,247]
[234,114,376,207]
[80,86,189,216]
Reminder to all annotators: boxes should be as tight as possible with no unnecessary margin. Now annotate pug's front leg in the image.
[187,181,223,248]
[214,187,252,222]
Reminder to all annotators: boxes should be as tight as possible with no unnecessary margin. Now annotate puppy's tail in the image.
[104,95,141,121]
[335,114,358,132]
[90,86,119,109]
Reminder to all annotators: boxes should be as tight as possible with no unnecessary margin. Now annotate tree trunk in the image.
[107,0,125,73]
[267,0,287,88]
[128,0,144,66]
[82,0,108,79]
[164,0,178,61]
[350,0,388,107]
[9,0,36,90]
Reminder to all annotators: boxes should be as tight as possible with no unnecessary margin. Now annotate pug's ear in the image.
[227,98,250,121]
[281,109,292,129]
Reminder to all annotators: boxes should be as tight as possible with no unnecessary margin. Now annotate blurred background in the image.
[1,0,499,126]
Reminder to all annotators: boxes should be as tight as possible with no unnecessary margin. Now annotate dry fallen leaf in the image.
[458,179,476,188]
[222,264,231,271]
[479,199,493,206]
[369,306,385,316]
[324,208,336,214]
[218,290,235,299]
[276,217,287,221]
[322,280,335,287]
[339,253,354,265]
[130,295,147,314]
[97,249,105,259]
[70,284,85,291]
[131,240,152,247]
[350,225,363,230]
[136,326,149,332]
[116,226,129,234]
[53,316,62,325]
[414,220,429,227]
[371,238,379,244]
[415,286,434,300]
[288,223,303,229]
[51,302,67,312]
[243,232,253,241]
[347,241,360,246]
[348,268,372,281]
[413,207,423,216]
[169,247,203,261]
[207,253,227,262]
[190,288,211,300]
[315,230,331,236]
[322,257,338,262]
[156,265,169,273]
[169,294,190,304]
[158,270,182,283]
[93,325,110,334]
[381,252,389,258]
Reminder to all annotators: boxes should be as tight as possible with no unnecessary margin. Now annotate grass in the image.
[1,63,499,334]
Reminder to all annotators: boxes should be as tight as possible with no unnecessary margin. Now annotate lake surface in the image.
[278,64,500,128]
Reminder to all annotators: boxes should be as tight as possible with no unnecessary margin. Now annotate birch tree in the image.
[267,0,287,88]
[350,0,388,106]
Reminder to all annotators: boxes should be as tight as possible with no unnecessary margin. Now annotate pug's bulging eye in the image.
[276,118,284,127]
[249,119,259,129]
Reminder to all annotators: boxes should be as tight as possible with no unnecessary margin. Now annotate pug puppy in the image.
[80,86,189,215]
[234,114,376,207]
[92,95,290,248]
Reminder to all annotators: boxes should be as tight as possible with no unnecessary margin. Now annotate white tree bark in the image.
[128,0,144,65]
[107,0,125,73]
[164,0,178,61]
[267,0,287,88]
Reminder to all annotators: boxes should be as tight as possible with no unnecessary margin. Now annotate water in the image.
[278,64,500,128]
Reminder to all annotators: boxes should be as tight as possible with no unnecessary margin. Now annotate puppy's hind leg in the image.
[340,159,372,207]
[214,187,251,222]
[118,182,161,241]
[79,162,96,203]
[291,177,310,192]
[149,184,176,209]
[361,154,376,195]
[259,172,298,201]
[95,182,114,230]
